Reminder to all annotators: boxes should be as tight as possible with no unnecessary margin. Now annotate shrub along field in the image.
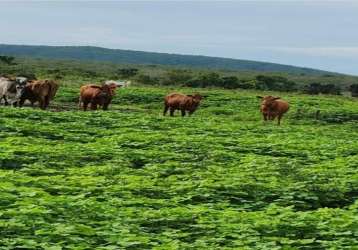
[0,79,357,249]
[1,56,358,93]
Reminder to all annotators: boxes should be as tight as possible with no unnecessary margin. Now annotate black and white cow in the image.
[0,76,27,106]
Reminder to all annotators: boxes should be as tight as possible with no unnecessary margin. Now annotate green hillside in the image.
[0,44,332,75]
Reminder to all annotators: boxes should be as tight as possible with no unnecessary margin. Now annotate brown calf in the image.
[79,84,116,111]
[257,95,289,125]
[164,93,203,117]
[19,80,59,109]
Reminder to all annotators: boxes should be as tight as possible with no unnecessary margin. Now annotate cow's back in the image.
[275,100,289,114]
[0,77,18,99]
[25,80,57,100]
[165,93,187,107]
[0,77,8,94]
[0,77,12,95]
[28,80,49,97]
[80,84,102,99]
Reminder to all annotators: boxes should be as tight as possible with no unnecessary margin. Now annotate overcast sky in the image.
[1,1,358,75]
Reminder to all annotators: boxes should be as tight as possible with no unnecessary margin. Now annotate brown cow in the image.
[257,95,289,125]
[164,93,203,117]
[18,80,59,109]
[79,84,117,111]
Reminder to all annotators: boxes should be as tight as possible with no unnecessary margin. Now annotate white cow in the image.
[0,77,27,105]
[104,80,131,88]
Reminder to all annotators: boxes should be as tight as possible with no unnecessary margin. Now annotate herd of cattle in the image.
[0,77,58,109]
[0,76,289,124]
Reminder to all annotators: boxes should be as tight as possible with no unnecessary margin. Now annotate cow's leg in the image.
[39,101,45,109]
[169,107,175,117]
[83,101,89,111]
[267,112,275,121]
[263,113,268,121]
[90,102,97,110]
[44,95,50,109]
[271,113,278,121]
[181,109,186,117]
[102,102,110,111]
[277,114,283,125]
[39,97,46,110]
[19,98,25,108]
[163,105,169,116]
[3,96,9,106]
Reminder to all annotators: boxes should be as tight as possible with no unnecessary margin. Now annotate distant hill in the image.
[0,44,332,75]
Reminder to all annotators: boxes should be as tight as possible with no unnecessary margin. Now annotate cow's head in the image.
[257,95,280,111]
[257,95,280,101]
[104,80,128,87]
[5,77,27,100]
[187,94,203,113]
[102,82,119,96]
[94,90,112,110]
[190,93,203,103]
[14,83,27,99]
[14,77,27,97]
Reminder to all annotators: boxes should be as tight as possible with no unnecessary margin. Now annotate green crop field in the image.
[0,80,357,249]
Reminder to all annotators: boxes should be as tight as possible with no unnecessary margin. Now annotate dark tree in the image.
[280,80,297,92]
[350,84,358,97]
[221,76,240,89]
[161,69,192,86]
[134,74,158,85]
[255,75,295,91]
[255,75,276,90]
[200,72,222,88]
[238,80,255,89]
[320,84,341,95]
[0,56,16,65]
[185,72,222,88]
[305,83,322,95]
[305,83,341,95]
[116,68,138,78]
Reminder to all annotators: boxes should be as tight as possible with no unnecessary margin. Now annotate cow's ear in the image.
[256,96,263,99]
[273,97,281,100]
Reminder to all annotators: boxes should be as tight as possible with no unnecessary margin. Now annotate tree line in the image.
[134,69,358,97]
[1,56,358,97]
